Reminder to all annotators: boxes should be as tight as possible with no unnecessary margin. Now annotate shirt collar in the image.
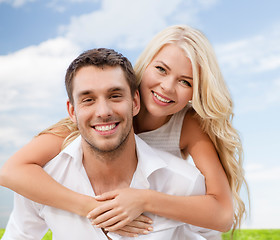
[61,135,168,189]
[61,135,83,169]
[131,135,168,189]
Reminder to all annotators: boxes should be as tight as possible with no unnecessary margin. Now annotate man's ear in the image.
[67,100,77,123]
[132,90,140,117]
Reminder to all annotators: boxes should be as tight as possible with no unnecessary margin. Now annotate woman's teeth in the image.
[153,92,172,103]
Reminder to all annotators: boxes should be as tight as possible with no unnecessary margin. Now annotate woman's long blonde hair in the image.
[134,25,248,231]
[40,25,248,232]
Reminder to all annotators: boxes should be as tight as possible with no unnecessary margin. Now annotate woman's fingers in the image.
[101,215,132,231]
[87,201,114,219]
[108,220,153,237]
[105,214,153,232]
[110,226,150,236]
[91,208,120,225]
[125,218,153,230]
[135,214,153,224]
[110,230,139,238]
[95,213,129,229]
[95,190,118,201]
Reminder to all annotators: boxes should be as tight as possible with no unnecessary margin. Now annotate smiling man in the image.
[2,48,207,240]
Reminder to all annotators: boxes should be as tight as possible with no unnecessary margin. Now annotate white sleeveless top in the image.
[138,106,222,240]
[137,106,189,159]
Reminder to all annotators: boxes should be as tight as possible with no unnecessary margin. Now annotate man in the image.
[3,48,207,239]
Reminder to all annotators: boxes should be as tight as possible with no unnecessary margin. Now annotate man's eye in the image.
[155,66,166,74]
[110,94,122,99]
[82,98,93,103]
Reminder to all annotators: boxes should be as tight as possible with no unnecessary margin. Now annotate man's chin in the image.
[86,140,123,153]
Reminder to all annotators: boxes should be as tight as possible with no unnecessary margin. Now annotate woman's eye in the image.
[180,79,192,87]
[155,66,166,74]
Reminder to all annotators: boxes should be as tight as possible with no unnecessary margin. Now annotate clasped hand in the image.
[87,188,153,237]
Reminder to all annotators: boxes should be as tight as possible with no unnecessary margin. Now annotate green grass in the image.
[222,229,280,240]
[1,229,279,239]
[0,229,52,239]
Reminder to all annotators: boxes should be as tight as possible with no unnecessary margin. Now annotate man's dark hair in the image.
[65,48,137,103]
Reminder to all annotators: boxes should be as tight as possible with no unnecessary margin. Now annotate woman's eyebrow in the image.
[155,60,171,71]
[155,60,193,80]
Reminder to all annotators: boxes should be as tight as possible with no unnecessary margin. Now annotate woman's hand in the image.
[87,188,151,232]
[109,215,153,237]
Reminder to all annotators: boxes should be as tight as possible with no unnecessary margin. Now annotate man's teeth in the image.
[153,92,172,103]
[95,124,116,132]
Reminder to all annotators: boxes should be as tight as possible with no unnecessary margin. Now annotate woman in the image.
[0,25,248,238]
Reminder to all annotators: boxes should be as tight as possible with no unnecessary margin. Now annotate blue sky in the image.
[0,0,280,230]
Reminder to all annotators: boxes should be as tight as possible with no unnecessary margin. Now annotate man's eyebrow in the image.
[77,90,94,98]
[77,90,92,98]
[77,87,126,98]
[155,60,193,80]
[108,87,126,92]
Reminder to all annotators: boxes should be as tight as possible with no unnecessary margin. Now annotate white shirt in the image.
[3,135,209,240]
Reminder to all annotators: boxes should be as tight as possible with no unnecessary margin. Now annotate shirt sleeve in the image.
[2,193,48,240]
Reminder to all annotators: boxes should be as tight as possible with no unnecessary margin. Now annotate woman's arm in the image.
[0,133,99,216]
[174,110,233,231]
[88,111,233,232]
[88,186,232,232]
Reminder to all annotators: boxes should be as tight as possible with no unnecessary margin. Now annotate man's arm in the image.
[2,194,48,240]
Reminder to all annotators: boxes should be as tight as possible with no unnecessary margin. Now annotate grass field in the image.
[1,229,279,239]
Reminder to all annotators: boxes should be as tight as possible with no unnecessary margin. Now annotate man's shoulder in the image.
[44,136,82,169]
[134,135,203,180]
[42,136,83,184]
[155,149,199,171]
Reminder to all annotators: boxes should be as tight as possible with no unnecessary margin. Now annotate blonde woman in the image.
[0,25,248,238]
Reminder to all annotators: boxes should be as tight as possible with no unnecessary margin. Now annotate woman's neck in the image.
[134,105,172,134]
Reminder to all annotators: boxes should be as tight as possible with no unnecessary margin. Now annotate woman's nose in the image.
[160,77,175,93]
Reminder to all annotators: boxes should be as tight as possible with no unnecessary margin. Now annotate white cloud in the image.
[214,25,280,114]
[234,77,280,114]
[245,163,280,181]
[0,37,80,171]
[241,162,280,228]
[216,27,280,74]
[46,0,99,13]
[0,0,98,8]
[0,37,80,112]
[61,0,172,49]
[0,0,36,7]
[242,164,280,229]
[59,0,219,51]
[243,195,280,229]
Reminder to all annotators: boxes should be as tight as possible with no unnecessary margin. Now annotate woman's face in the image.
[140,44,193,118]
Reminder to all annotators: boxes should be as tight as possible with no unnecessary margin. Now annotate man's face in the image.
[67,65,140,153]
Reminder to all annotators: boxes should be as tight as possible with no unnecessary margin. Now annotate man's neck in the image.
[82,133,138,195]
[134,104,171,134]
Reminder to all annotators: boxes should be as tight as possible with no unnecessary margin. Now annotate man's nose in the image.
[95,99,113,118]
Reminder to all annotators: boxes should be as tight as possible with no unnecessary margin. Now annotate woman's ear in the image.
[67,100,77,123]
[132,90,141,117]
